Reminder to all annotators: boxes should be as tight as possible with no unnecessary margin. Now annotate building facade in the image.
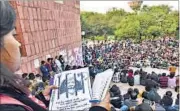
[10,0,83,74]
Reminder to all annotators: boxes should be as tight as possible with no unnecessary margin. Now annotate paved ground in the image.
[111,82,178,104]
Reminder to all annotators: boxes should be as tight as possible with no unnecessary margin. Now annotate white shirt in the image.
[134,75,140,85]
[55,59,61,69]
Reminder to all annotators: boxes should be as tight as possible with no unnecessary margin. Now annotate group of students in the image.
[109,84,179,111]
[83,36,179,74]
[112,68,179,91]
[39,55,65,82]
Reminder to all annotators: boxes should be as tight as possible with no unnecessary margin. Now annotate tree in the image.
[147,26,162,39]
[81,4,179,41]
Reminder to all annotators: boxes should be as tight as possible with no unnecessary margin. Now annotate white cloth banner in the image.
[49,68,92,111]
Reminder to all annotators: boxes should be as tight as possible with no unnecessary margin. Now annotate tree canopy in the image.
[81,5,179,41]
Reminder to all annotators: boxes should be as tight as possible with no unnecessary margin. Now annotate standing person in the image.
[50,58,57,73]
[45,58,53,73]
[59,55,65,71]
[55,56,62,73]
[40,61,50,82]
[0,1,56,111]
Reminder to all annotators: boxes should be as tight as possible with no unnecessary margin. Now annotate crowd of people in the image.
[109,84,179,111]
[0,1,179,111]
[83,38,179,73]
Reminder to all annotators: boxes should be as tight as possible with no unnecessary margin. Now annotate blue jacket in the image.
[40,65,49,76]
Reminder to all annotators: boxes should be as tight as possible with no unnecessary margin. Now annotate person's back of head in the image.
[41,60,45,65]
[131,92,138,100]
[166,91,172,97]
[169,73,175,78]
[162,95,173,106]
[128,88,133,95]
[145,86,152,92]
[162,73,166,77]
[128,69,133,74]
[22,73,28,79]
[134,88,139,95]
[110,85,121,96]
[28,73,35,80]
[135,103,153,111]
[47,58,51,63]
[35,74,41,78]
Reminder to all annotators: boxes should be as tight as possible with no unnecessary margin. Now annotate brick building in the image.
[10,0,83,74]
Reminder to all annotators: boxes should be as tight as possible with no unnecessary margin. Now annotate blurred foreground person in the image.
[0,1,56,111]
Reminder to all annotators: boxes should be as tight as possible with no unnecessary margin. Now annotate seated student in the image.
[124,92,139,110]
[151,71,159,83]
[123,88,133,100]
[146,75,159,90]
[160,91,175,111]
[159,73,168,88]
[140,72,147,86]
[134,88,143,99]
[36,74,43,83]
[168,74,176,88]
[120,72,128,83]
[134,71,140,85]
[110,85,123,108]
[145,86,161,103]
[28,73,38,95]
[127,69,134,86]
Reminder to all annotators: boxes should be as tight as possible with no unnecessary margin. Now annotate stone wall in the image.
[10,0,82,74]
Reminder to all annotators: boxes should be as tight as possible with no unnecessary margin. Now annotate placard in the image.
[49,68,92,111]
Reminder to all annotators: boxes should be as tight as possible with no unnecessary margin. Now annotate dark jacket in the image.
[128,76,134,86]
[146,79,159,89]
[40,65,49,77]
[140,72,147,86]
[0,87,48,111]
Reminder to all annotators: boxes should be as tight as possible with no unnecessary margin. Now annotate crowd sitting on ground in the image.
[109,84,179,111]
[83,38,179,72]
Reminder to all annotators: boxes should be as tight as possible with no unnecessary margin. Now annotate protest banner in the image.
[49,68,92,111]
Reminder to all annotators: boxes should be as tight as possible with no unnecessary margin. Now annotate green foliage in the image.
[81,5,179,41]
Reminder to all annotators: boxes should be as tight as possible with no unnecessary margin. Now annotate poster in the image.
[49,68,92,111]
[34,59,40,68]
